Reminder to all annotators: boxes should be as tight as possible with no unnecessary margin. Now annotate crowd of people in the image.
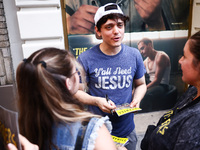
[4,2,200,150]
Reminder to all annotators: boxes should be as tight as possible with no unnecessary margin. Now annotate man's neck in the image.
[99,43,122,56]
[148,49,157,61]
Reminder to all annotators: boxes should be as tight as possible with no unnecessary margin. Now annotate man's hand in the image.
[134,0,165,30]
[66,5,98,34]
[95,97,116,114]
[130,99,140,108]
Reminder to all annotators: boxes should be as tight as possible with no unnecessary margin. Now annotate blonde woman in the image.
[16,48,118,150]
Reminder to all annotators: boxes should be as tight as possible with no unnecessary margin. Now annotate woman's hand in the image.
[7,134,39,150]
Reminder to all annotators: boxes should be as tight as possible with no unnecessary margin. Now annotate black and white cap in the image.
[94,3,124,25]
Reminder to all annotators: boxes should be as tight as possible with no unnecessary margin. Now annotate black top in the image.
[146,86,200,150]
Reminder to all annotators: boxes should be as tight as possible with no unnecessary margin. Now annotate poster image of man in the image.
[65,0,190,35]
[137,38,178,112]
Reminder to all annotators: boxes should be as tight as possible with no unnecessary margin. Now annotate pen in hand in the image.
[105,94,114,115]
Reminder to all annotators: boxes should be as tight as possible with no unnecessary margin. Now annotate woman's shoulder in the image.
[51,116,112,149]
[176,96,200,125]
[89,116,112,131]
[84,116,112,150]
[175,86,197,105]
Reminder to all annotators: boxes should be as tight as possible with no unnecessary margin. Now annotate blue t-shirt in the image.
[78,44,145,137]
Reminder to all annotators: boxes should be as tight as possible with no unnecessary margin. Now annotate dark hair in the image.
[17,47,98,149]
[189,31,200,67]
[96,13,129,31]
[137,38,153,46]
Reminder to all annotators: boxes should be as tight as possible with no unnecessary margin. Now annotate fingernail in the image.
[7,143,14,148]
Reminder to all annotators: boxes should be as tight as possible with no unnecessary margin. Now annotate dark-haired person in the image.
[16,47,120,150]
[141,31,200,150]
[76,3,147,150]
[138,37,171,112]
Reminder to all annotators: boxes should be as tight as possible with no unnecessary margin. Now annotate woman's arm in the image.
[95,124,127,150]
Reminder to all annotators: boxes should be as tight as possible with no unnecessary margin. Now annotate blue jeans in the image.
[125,129,138,150]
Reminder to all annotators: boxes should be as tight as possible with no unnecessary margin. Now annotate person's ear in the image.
[148,42,153,48]
[65,78,72,91]
[95,26,102,39]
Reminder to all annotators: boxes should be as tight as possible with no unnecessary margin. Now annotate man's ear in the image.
[148,42,153,48]
[95,26,102,39]
[65,78,72,91]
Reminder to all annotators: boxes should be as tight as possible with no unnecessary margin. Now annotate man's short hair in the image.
[138,38,153,46]
[96,13,129,31]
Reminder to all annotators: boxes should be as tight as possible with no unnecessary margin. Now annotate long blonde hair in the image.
[17,47,98,149]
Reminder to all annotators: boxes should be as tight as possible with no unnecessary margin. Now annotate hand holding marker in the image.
[105,94,141,116]
[106,94,114,115]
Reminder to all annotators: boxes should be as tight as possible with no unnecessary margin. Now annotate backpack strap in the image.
[74,121,89,150]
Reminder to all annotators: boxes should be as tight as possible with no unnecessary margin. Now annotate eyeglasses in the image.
[70,68,80,77]
[71,70,79,77]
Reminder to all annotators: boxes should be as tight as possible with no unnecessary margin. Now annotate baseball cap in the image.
[94,3,124,25]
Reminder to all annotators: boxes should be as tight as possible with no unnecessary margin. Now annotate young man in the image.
[75,3,147,150]
[138,38,171,112]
